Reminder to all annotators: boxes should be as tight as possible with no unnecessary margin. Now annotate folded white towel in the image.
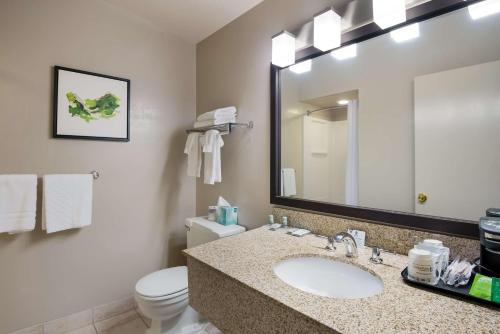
[184,133,202,178]
[0,175,37,234]
[281,168,297,197]
[194,116,236,129]
[42,174,93,233]
[202,130,224,185]
[197,106,237,121]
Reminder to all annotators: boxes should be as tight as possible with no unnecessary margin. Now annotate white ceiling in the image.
[104,0,265,44]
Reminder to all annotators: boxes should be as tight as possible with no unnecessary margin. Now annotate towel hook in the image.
[90,171,100,180]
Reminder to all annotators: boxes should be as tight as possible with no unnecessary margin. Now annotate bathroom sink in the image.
[273,257,383,299]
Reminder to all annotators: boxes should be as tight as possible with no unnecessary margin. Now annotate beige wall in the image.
[196,0,336,228]
[0,0,195,332]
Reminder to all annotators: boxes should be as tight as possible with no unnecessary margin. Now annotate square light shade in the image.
[331,44,357,60]
[468,0,500,20]
[272,31,296,68]
[289,60,312,74]
[373,0,407,29]
[390,23,420,43]
[314,8,342,51]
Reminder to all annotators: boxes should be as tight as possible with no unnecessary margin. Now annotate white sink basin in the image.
[273,257,384,299]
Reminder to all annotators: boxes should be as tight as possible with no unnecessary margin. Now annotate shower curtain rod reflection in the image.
[306,105,347,116]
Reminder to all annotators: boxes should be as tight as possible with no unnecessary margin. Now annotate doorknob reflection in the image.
[418,193,428,204]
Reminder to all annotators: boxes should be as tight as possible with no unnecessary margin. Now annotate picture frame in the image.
[53,66,130,141]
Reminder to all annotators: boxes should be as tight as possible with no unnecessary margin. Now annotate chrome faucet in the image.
[335,232,358,258]
[325,232,358,257]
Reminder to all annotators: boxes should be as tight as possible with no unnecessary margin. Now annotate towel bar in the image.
[185,121,254,135]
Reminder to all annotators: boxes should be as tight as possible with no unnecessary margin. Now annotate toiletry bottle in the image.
[282,216,288,230]
[268,214,274,226]
[208,206,217,221]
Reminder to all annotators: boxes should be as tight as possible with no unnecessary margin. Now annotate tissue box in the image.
[217,206,238,226]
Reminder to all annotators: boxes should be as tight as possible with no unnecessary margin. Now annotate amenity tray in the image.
[401,268,499,308]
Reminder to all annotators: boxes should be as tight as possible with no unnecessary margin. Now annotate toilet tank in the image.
[185,217,246,248]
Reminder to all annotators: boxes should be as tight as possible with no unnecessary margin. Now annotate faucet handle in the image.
[325,236,337,251]
[370,246,383,264]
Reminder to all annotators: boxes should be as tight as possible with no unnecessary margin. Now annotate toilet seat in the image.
[135,266,188,300]
[137,288,188,302]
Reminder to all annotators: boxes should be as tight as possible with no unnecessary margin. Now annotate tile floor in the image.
[87,309,222,334]
[9,297,222,334]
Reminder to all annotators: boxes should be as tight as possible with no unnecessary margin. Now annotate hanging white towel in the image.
[42,174,93,234]
[281,168,297,197]
[0,175,37,234]
[184,133,202,177]
[194,116,236,129]
[202,130,224,185]
[197,106,237,121]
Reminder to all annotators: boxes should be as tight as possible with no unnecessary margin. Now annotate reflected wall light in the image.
[314,8,342,51]
[390,23,420,43]
[272,31,296,67]
[373,0,407,29]
[289,60,312,74]
[331,44,357,60]
[468,0,500,20]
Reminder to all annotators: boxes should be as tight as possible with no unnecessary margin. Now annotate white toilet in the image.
[135,217,245,334]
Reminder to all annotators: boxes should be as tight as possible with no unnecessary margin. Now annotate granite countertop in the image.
[184,227,499,334]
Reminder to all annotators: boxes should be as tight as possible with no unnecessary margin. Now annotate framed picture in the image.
[53,66,130,141]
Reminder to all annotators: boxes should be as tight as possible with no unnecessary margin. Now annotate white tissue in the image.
[217,196,231,207]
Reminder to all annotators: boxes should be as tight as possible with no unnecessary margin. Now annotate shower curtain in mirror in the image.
[345,100,359,206]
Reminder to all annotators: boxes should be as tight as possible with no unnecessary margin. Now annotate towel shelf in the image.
[185,121,254,135]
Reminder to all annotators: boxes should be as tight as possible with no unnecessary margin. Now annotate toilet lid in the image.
[135,266,188,298]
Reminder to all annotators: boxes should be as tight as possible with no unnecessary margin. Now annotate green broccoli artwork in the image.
[66,92,120,122]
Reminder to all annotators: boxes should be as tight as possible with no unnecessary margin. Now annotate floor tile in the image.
[199,323,223,334]
[44,310,93,334]
[93,296,136,322]
[8,324,43,334]
[94,310,139,333]
[97,318,147,334]
[66,325,97,334]
[135,307,152,328]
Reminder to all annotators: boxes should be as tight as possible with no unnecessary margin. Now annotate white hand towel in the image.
[202,130,224,185]
[0,175,37,234]
[184,133,202,177]
[42,174,93,234]
[281,168,297,197]
[194,116,236,129]
[197,106,237,121]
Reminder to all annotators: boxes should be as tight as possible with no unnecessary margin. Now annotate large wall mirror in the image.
[271,0,500,238]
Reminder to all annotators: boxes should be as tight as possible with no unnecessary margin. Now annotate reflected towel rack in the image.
[185,121,254,135]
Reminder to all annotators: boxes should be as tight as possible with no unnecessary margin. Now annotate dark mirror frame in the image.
[271,0,484,239]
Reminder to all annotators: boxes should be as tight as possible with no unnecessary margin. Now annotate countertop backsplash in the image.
[272,207,480,260]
